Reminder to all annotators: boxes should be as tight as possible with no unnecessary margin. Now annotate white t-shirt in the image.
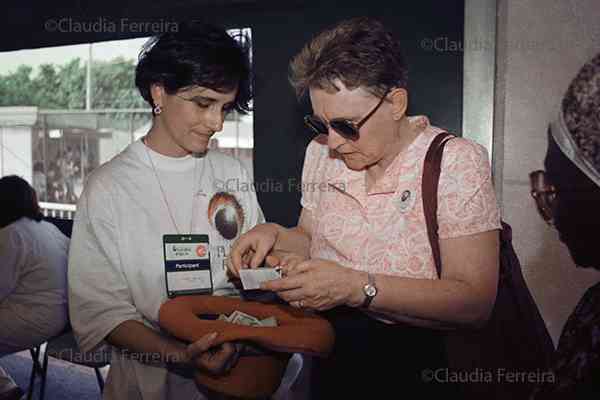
[68,140,265,400]
[0,217,69,344]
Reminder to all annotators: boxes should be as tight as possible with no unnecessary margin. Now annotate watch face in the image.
[365,285,377,297]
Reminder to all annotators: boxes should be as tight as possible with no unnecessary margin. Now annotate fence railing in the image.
[40,202,76,219]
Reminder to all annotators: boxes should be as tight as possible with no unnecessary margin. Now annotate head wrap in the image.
[550,52,600,188]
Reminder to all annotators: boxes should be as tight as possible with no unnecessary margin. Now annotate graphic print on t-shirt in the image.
[207,192,245,240]
[206,191,246,294]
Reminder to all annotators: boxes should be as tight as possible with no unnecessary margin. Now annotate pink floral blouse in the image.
[301,116,501,280]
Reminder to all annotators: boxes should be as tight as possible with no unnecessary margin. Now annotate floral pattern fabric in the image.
[301,116,501,279]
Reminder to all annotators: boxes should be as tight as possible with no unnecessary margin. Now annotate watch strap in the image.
[361,273,377,308]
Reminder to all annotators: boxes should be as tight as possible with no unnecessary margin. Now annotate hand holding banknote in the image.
[236,250,309,290]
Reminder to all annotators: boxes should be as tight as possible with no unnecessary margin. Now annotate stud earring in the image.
[153,105,162,115]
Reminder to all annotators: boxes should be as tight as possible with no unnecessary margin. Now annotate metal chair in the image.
[28,345,45,400]
[28,327,110,400]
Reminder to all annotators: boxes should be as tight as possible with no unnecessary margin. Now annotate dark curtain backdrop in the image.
[0,0,464,227]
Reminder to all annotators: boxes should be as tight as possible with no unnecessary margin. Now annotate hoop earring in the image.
[153,105,162,115]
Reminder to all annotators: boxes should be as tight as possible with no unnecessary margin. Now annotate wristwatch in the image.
[360,273,378,308]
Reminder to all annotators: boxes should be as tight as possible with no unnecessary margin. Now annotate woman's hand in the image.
[168,333,241,376]
[188,339,241,375]
[187,342,241,375]
[228,223,280,277]
[260,259,365,311]
[266,250,308,272]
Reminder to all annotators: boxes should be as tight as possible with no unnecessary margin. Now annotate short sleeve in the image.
[68,175,143,353]
[300,137,328,212]
[437,138,501,239]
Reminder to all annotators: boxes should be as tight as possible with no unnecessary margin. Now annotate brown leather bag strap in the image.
[422,132,455,278]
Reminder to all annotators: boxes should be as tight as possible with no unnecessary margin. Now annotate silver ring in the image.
[298,300,305,308]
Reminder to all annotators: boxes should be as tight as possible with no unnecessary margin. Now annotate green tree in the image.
[54,59,86,109]
[0,57,146,110]
[92,57,147,109]
[0,65,35,106]
[31,64,61,108]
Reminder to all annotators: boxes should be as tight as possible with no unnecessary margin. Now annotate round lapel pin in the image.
[396,190,413,213]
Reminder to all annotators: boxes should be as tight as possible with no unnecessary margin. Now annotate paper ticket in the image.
[239,267,282,290]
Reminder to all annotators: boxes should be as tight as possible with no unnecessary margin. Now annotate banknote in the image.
[239,267,282,290]
[229,310,262,326]
[219,311,278,327]
[259,316,278,327]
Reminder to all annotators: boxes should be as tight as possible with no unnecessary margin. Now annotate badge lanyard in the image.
[143,137,215,296]
[142,136,204,234]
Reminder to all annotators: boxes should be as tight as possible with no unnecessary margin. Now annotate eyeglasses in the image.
[304,89,390,141]
[529,170,557,225]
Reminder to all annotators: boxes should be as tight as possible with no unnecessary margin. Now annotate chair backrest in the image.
[42,218,104,366]
[46,328,111,368]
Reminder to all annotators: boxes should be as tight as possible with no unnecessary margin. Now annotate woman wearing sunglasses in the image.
[529,52,600,399]
[229,17,501,398]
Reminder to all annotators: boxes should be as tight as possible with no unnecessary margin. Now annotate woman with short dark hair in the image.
[0,175,69,400]
[67,22,271,400]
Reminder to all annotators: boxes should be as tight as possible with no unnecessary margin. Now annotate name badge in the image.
[163,234,212,298]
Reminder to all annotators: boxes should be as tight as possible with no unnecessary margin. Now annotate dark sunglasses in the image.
[529,170,557,225]
[304,89,390,141]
